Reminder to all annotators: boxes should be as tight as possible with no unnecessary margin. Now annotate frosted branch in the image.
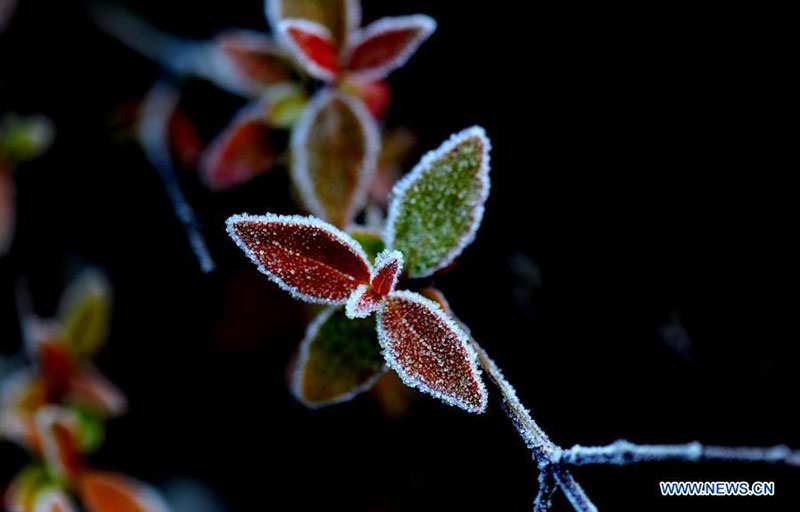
[563,440,800,467]
[532,468,556,512]
[139,81,215,273]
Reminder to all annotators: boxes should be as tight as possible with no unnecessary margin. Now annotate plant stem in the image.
[138,81,215,274]
[562,440,800,467]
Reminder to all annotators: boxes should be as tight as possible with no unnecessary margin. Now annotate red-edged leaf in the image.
[227,213,372,304]
[168,107,204,169]
[291,307,384,406]
[0,171,14,255]
[377,290,487,412]
[67,370,128,418]
[345,284,383,319]
[214,29,291,94]
[277,19,339,81]
[371,249,403,296]
[266,0,361,49]
[290,88,379,227]
[80,471,169,512]
[35,407,84,482]
[345,15,436,81]
[199,109,274,191]
[32,488,77,512]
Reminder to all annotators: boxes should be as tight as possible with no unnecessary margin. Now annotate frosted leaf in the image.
[57,269,112,363]
[199,108,274,192]
[277,19,339,81]
[4,465,52,512]
[226,213,372,304]
[0,172,14,255]
[347,226,386,263]
[0,113,55,165]
[0,369,46,449]
[167,106,203,170]
[32,488,77,512]
[67,370,128,418]
[80,471,171,512]
[377,290,487,412]
[371,249,403,296]
[385,126,491,278]
[345,284,383,318]
[267,0,360,50]
[345,15,436,81]
[261,83,308,129]
[213,29,292,95]
[291,307,384,407]
[290,88,379,227]
[35,406,84,482]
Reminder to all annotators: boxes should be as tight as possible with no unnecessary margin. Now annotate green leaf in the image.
[292,307,385,407]
[385,126,491,277]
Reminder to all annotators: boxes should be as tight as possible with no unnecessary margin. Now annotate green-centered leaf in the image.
[290,88,379,228]
[385,126,491,277]
[57,270,112,363]
[292,307,384,407]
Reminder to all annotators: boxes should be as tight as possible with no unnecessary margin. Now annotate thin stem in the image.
[138,81,215,273]
[532,467,556,512]
[563,440,800,467]
[467,337,597,511]
[550,465,598,512]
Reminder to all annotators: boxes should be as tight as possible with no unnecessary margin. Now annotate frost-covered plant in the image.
[0,271,171,512]
[227,126,490,411]
[95,0,435,271]
[226,127,800,510]
[0,113,54,255]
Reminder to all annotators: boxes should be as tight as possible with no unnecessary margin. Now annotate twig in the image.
[138,80,215,273]
[532,467,556,512]
[562,440,800,467]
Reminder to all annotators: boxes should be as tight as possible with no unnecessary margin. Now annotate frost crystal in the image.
[290,88,379,227]
[277,19,339,81]
[226,213,372,304]
[377,290,487,413]
[345,284,383,319]
[292,307,384,407]
[345,15,437,81]
[385,126,491,277]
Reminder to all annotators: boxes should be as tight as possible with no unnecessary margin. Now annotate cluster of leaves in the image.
[117,0,435,231]
[0,271,170,512]
[0,113,54,255]
[228,126,492,412]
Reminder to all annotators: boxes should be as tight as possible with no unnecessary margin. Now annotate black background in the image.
[1,1,796,510]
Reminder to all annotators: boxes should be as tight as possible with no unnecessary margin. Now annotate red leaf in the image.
[346,78,391,118]
[168,107,204,169]
[371,249,403,296]
[346,15,436,81]
[199,114,274,191]
[67,370,128,418]
[214,29,291,94]
[80,471,169,512]
[345,284,383,318]
[377,291,487,412]
[278,19,340,81]
[227,213,372,304]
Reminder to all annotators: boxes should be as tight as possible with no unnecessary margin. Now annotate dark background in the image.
[1,1,796,510]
